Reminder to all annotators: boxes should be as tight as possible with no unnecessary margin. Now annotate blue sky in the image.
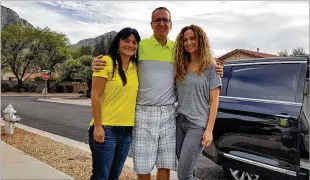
[2,1,309,57]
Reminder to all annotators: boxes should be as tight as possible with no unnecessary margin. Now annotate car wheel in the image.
[223,167,260,180]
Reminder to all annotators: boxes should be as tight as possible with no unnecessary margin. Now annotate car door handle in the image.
[274,114,290,127]
[274,114,290,119]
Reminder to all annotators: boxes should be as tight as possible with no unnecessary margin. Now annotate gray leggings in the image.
[176,114,206,180]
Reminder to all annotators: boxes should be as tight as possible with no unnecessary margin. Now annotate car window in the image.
[220,66,231,96]
[227,63,300,102]
[306,63,309,96]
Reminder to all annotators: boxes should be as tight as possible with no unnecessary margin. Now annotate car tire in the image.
[223,166,260,180]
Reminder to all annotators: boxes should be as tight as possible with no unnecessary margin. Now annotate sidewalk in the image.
[1,92,80,97]
[1,141,74,179]
[38,97,91,106]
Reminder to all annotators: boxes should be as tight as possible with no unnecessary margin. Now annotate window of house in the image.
[226,63,300,102]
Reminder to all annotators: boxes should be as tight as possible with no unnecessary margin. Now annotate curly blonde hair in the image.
[173,25,214,82]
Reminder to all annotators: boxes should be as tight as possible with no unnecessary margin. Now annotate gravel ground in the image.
[1,127,156,180]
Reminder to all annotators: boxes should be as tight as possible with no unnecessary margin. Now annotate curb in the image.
[37,98,91,106]
[1,94,80,97]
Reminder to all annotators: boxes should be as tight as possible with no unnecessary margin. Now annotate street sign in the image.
[42,69,50,73]
[42,73,49,81]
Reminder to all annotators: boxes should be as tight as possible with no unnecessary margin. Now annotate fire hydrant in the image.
[2,104,21,135]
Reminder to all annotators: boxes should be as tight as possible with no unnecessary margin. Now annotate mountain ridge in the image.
[1,5,117,49]
[72,31,118,47]
[1,5,33,29]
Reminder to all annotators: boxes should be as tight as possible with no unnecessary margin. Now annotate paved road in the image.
[1,96,225,180]
[1,96,91,143]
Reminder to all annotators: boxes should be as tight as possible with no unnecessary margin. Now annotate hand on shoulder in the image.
[92,55,108,71]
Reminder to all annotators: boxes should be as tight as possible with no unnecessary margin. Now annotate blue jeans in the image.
[176,114,206,180]
[88,125,133,180]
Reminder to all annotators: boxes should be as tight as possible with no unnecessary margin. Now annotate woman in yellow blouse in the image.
[89,27,140,180]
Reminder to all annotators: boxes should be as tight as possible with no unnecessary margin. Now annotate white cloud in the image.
[2,1,309,57]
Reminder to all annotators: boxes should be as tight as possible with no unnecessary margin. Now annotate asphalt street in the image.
[1,96,225,180]
[2,96,91,143]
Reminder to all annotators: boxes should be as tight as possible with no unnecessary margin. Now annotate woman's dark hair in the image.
[108,27,141,86]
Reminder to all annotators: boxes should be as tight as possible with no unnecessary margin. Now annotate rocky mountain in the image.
[1,5,33,29]
[73,31,117,47]
[1,4,117,54]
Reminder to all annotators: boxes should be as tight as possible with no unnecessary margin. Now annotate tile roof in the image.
[217,48,278,60]
[23,72,59,80]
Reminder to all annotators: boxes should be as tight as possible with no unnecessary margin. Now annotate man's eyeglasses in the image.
[152,18,171,24]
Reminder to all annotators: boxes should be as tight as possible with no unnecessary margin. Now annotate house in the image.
[1,68,17,81]
[23,72,44,81]
[22,72,59,81]
[216,48,279,63]
[1,70,58,81]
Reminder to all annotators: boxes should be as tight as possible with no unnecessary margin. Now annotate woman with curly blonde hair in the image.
[173,25,222,180]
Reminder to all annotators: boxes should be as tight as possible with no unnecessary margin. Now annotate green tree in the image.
[34,27,70,92]
[278,47,308,57]
[291,47,307,56]
[1,23,39,92]
[57,58,82,82]
[56,55,93,97]
[75,55,93,96]
[67,46,80,59]
[67,45,93,59]
[75,55,92,80]
[277,49,290,57]
[92,36,115,57]
[79,46,93,57]
[93,38,106,56]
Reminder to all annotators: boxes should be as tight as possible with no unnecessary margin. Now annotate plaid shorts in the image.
[132,104,177,174]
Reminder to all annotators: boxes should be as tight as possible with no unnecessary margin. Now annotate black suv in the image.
[204,56,309,180]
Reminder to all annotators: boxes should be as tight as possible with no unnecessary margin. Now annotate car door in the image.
[216,58,308,179]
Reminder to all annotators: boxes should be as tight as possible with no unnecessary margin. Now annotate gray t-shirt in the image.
[176,62,222,128]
